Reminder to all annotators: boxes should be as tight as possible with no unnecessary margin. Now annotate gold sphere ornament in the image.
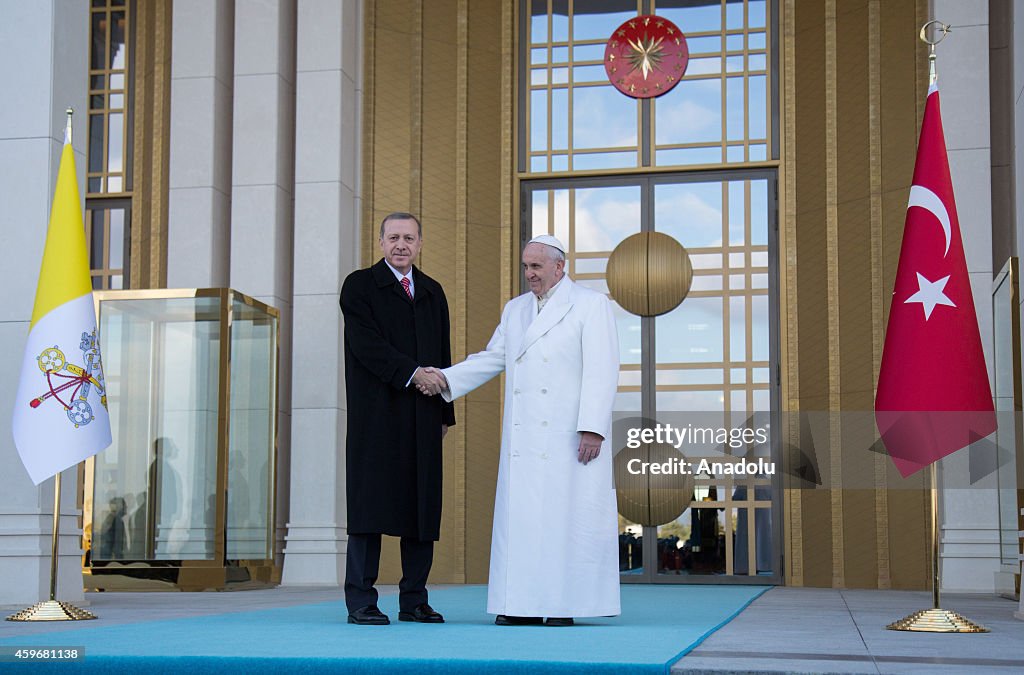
[614,442,695,527]
[607,232,692,317]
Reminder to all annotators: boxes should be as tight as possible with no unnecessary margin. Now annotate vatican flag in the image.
[12,120,111,485]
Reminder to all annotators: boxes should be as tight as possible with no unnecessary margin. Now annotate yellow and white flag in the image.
[12,122,111,485]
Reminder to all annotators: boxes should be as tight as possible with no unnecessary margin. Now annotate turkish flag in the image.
[875,83,996,478]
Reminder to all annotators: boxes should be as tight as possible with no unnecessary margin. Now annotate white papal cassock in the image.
[442,276,620,617]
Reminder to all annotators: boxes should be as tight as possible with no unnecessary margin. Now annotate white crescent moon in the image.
[907,185,951,257]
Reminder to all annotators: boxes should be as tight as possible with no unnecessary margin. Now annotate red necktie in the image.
[401,276,413,300]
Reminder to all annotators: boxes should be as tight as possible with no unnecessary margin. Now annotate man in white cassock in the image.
[432,235,621,626]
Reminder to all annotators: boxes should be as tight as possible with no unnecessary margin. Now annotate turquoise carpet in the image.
[0,584,769,673]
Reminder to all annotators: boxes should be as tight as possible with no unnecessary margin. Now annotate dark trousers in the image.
[344,533,434,613]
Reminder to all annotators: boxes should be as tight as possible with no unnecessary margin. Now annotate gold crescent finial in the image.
[919,21,950,86]
[919,20,950,46]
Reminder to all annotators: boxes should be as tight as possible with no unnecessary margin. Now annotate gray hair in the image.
[379,212,423,239]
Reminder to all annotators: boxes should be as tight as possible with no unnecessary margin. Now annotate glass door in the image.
[522,169,781,584]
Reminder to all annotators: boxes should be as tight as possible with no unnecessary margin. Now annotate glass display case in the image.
[83,289,279,590]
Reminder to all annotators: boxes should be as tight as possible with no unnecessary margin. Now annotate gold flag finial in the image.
[919,21,950,86]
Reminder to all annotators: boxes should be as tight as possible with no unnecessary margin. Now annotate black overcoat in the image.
[340,259,456,541]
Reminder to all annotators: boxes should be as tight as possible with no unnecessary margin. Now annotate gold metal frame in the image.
[867,0,891,592]
[84,203,129,291]
[521,0,776,177]
[525,175,777,580]
[361,0,513,584]
[778,0,800,588]
[84,0,173,290]
[86,0,173,291]
[87,1,132,197]
[87,0,133,291]
[82,288,281,591]
[525,180,773,411]
[822,0,844,589]
[776,0,934,591]
[129,0,173,289]
[517,2,780,582]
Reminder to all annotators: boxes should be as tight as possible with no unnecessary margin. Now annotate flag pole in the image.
[7,110,96,623]
[931,463,940,611]
[887,460,986,632]
[885,24,987,632]
[49,472,63,602]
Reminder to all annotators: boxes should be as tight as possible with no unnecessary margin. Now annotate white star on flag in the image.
[904,272,956,320]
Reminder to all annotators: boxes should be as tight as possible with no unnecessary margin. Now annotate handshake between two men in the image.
[411,366,448,396]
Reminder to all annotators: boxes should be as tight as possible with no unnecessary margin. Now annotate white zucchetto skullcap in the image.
[528,234,566,253]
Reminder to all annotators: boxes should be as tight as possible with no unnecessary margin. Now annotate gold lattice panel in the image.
[363,0,508,585]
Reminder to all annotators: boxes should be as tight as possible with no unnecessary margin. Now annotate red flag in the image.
[875,82,996,478]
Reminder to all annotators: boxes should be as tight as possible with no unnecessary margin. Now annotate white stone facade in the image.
[0,0,1021,606]
[0,0,90,607]
[0,0,362,606]
[933,0,1005,595]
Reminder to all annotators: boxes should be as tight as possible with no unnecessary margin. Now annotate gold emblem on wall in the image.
[607,232,693,317]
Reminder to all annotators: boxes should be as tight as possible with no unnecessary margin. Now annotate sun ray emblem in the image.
[625,33,666,81]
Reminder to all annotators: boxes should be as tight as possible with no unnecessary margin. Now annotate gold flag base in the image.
[6,600,97,622]
[886,608,989,633]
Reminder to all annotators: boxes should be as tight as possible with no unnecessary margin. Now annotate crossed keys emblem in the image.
[29,329,108,428]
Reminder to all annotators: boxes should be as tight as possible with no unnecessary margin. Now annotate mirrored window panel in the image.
[524,0,774,173]
[528,184,641,367]
[619,515,646,573]
[656,497,773,576]
[654,178,770,417]
[86,202,130,291]
[88,1,131,195]
[522,171,777,582]
[87,0,133,289]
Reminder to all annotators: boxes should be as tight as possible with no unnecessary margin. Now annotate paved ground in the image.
[673,588,1024,674]
[1,585,354,638]
[2,585,1022,673]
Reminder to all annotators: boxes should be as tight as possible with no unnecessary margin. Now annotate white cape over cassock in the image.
[442,276,620,617]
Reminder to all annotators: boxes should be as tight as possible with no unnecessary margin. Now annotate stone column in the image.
[228,0,296,568]
[1013,0,1024,618]
[0,0,89,606]
[166,0,234,288]
[281,0,362,585]
[933,0,1001,594]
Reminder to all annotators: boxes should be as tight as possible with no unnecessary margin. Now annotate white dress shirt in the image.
[384,258,415,297]
[383,259,418,386]
[536,275,565,314]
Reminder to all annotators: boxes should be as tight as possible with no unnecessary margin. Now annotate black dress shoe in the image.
[348,605,390,625]
[545,617,574,626]
[398,603,444,623]
[495,614,543,626]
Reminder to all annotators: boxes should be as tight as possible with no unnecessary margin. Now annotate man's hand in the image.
[578,431,603,465]
[441,424,449,439]
[423,366,449,394]
[412,367,447,395]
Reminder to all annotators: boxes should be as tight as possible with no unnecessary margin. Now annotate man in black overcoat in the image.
[339,212,455,626]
